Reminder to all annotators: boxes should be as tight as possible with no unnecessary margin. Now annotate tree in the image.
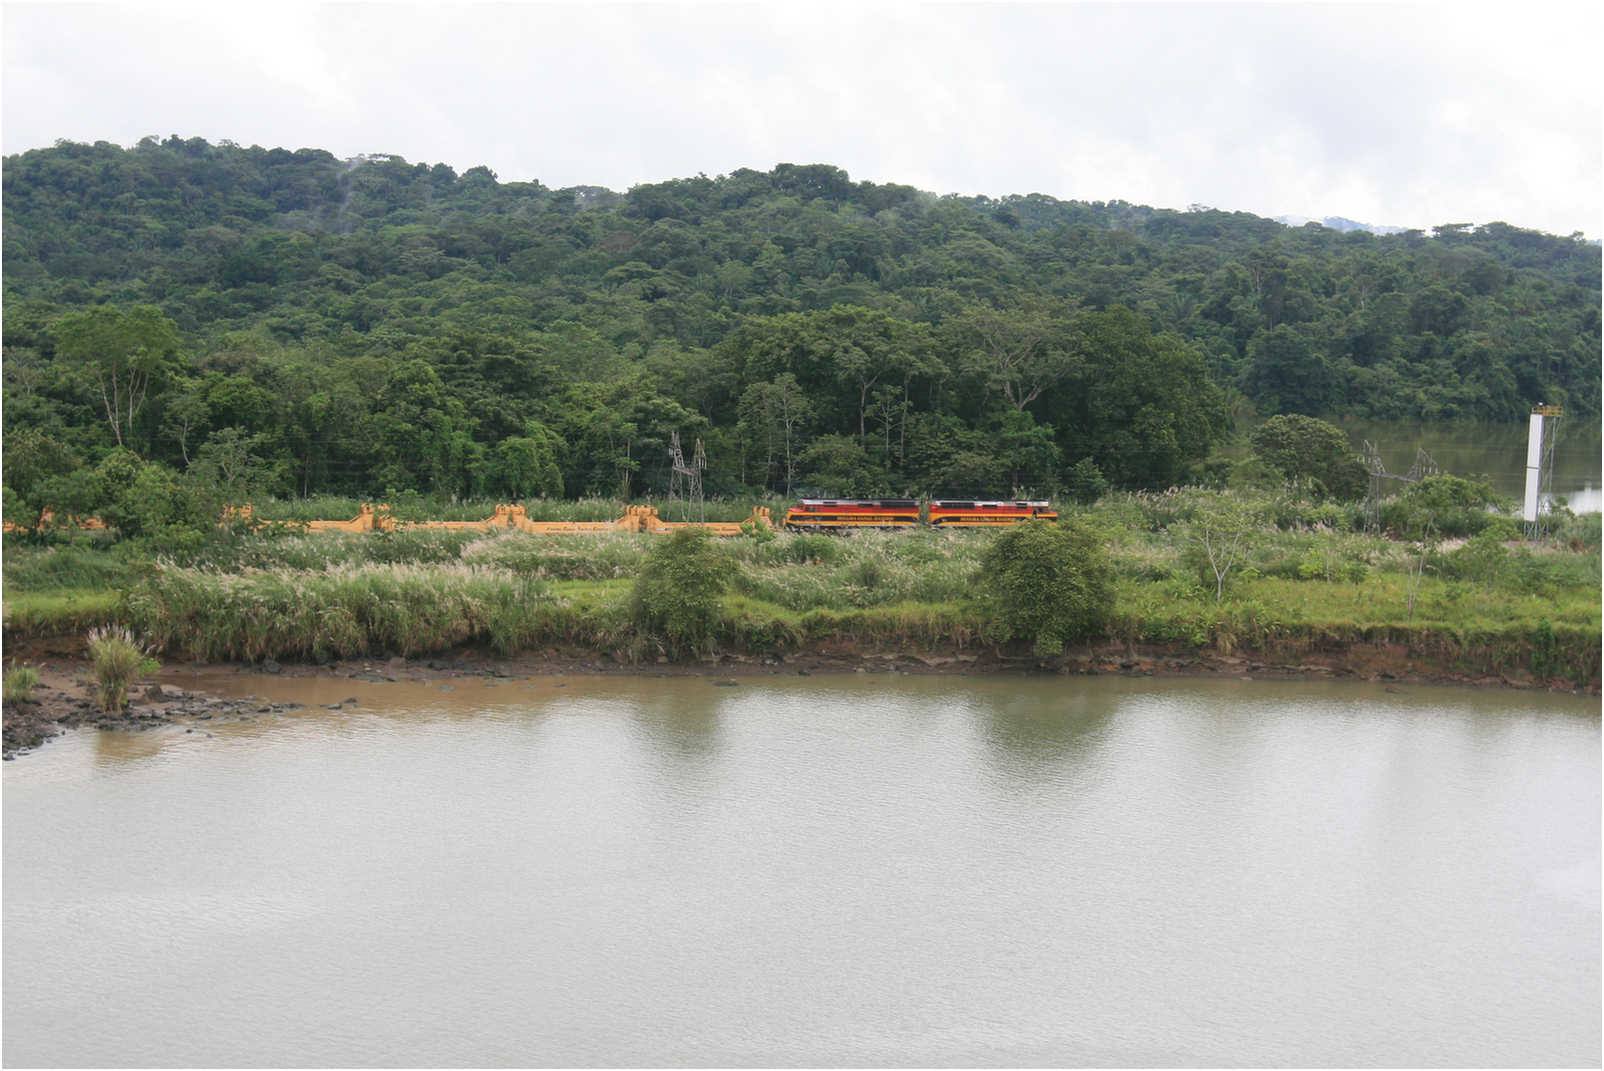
[189,426,283,504]
[1185,497,1261,603]
[369,359,476,494]
[737,373,811,494]
[1248,413,1367,500]
[993,409,1061,493]
[818,307,936,440]
[1065,458,1109,505]
[1057,307,1227,489]
[52,305,184,452]
[2,428,80,510]
[1242,324,1338,416]
[952,298,1081,412]
[796,434,892,497]
[482,420,566,499]
[977,519,1113,657]
[737,306,938,443]
[160,377,211,466]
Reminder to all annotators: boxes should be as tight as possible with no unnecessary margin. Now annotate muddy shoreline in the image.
[5,638,1595,760]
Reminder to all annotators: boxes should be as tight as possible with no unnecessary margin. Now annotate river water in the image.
[4,674,1598,1067]
[1342,419,1602,514]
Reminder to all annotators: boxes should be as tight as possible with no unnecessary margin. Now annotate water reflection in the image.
[91,724,178,767]
[626,681,726,760]
[1342,418,1602,507]
[966,680,1115,786]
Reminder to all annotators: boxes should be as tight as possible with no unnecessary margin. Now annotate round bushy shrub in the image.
[977,519,1114,657]
[630,528,728,657]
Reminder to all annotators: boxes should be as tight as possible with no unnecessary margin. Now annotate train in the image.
[781,499,1058,532]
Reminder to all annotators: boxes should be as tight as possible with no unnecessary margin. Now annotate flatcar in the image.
[928,500,1058,527]
[782,499,920,531]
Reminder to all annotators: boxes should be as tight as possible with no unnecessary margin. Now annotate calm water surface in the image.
[4,674,1598,1067]
[1343,419,1602,513]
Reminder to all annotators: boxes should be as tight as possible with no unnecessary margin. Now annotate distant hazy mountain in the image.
[1274,214,1409,235]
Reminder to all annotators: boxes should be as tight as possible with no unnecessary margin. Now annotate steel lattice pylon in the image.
[1363,441,1439,534]
[667,430,706,523]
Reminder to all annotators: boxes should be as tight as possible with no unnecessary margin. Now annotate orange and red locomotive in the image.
[781,499,1056,532]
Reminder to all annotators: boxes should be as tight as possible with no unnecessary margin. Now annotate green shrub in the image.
[1442,531,1512,590]
[1187,455,1235,491]
[3,666,41,704]
[630,527,729,657]
[1480,516,1523,542]
[731,532,842,567]
[976,518,1113,657]
[739,516,777,543]
[1249,414,1367,500]
[1381,474,1512,538]
[85,626,159,712]
[1555,511,1601,551]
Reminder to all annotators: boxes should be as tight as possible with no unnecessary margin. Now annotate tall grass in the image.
[461,532,651,579]
[3,543,136,590]
[194,528,481,571]
[123,562,633,662]
[4,666,41,704]
[86,627,158,712]
[3,590,123,637]
[727,530,983,610]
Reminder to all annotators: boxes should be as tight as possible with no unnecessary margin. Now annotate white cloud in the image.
[2,2,1598,235]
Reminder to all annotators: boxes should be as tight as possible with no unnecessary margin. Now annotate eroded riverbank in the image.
[6,633,1595,759]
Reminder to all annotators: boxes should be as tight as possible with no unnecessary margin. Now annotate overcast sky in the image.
[3,2,1599,236]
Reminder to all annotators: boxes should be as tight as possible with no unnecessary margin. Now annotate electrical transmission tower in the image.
[667,430,706,522]
[1363,441,1439,533]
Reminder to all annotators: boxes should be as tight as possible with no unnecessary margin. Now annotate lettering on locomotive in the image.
[781,499,1056,531]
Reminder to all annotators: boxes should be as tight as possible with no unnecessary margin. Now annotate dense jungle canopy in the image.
[3,136,1598,506]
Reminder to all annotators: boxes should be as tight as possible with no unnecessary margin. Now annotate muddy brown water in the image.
[4,672,1598,1067]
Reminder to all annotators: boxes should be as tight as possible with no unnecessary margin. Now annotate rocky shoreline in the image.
[2,671,308,760]
[5,637,1594,761]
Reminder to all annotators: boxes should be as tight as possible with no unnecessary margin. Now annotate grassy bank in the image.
[6,489,1599,688]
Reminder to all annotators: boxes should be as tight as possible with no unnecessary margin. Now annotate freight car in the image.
[781,499,1056,532]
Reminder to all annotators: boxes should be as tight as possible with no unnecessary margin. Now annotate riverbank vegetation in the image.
[5,479,1598,687]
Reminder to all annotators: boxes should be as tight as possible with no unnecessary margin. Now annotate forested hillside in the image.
[3,136,1598,507]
